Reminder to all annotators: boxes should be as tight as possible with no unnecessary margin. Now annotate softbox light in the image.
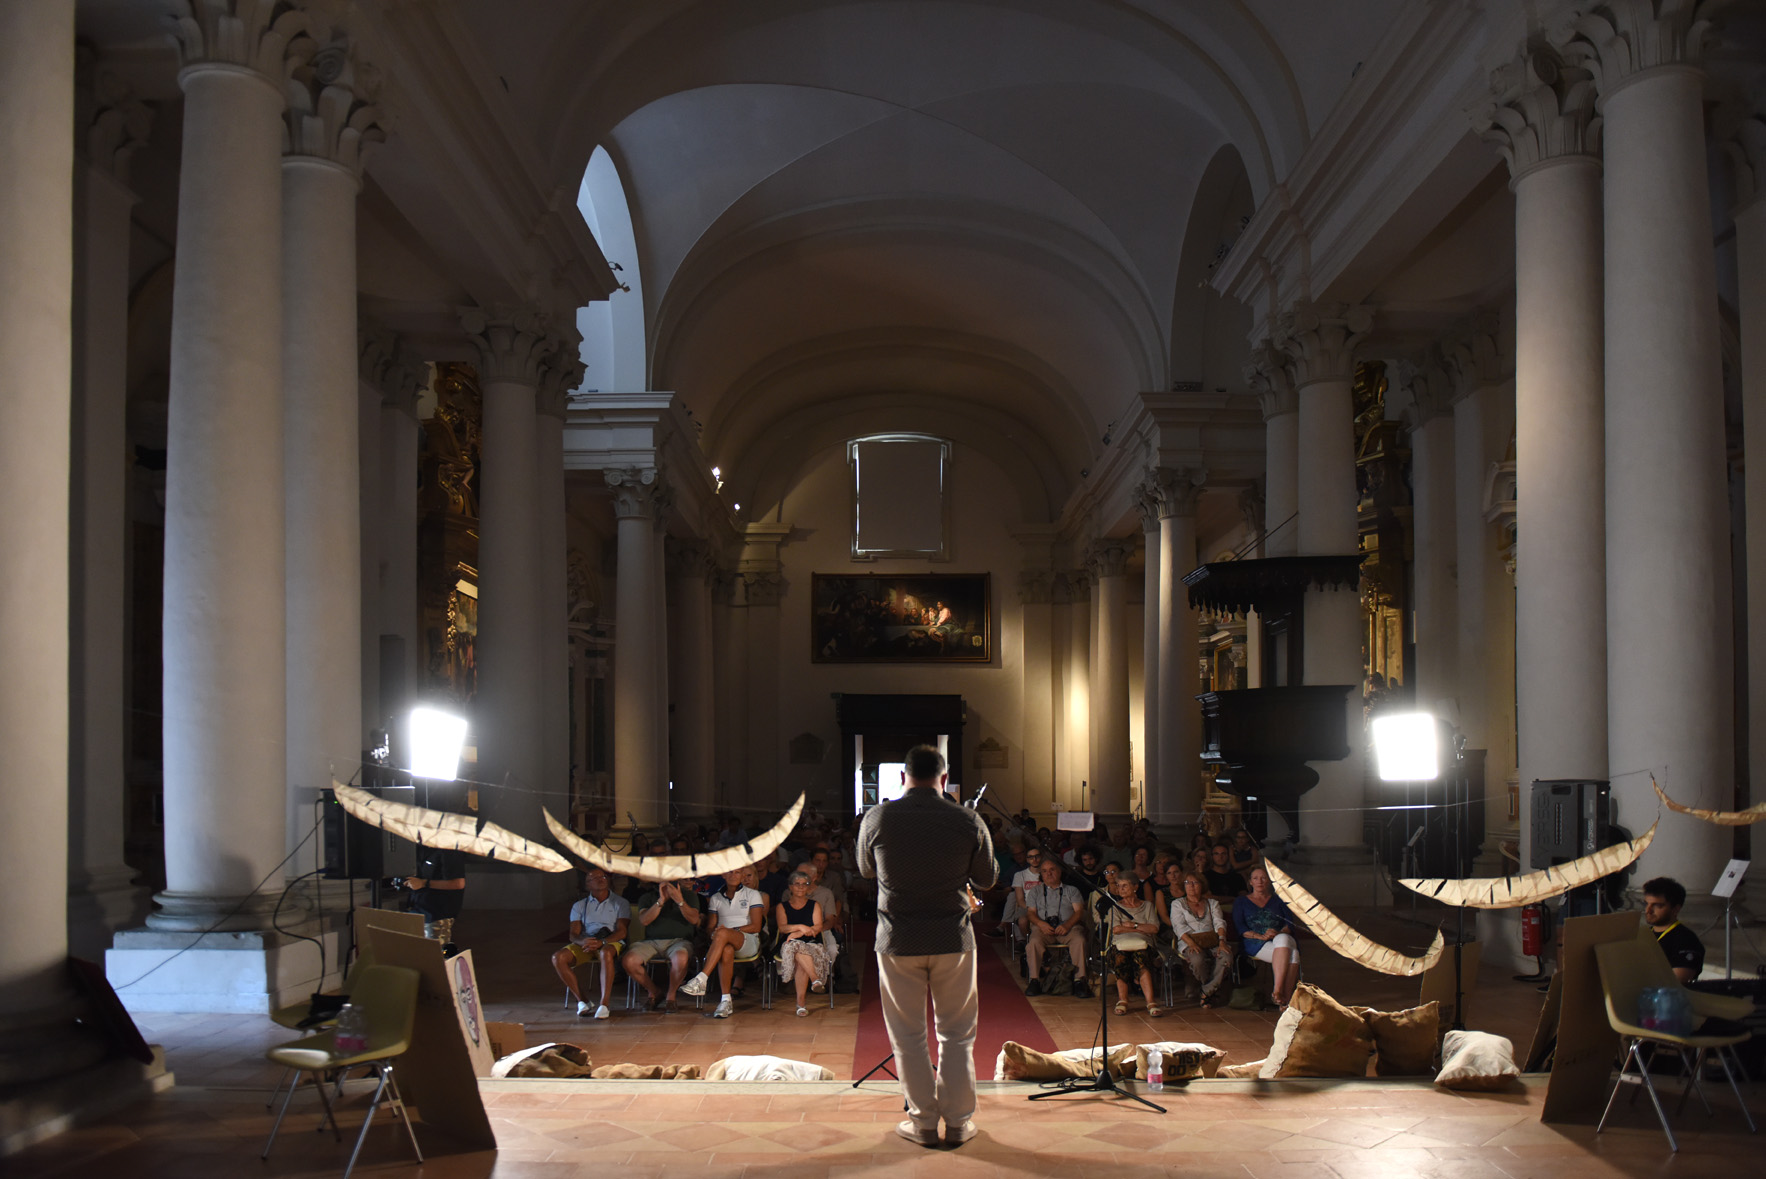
[408,707,468,781]
[1371,712,1440,782]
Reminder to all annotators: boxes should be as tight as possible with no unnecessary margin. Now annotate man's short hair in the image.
[1643,876,1687,908]
[904,744,946,782]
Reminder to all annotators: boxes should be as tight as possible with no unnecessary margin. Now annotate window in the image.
[849,434,950,560]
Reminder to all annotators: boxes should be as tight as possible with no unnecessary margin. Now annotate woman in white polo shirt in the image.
[679,869,766,1018]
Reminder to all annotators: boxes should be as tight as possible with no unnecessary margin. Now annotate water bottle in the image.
[334,1003,368,1054]
[1146,1048,1164,1091]
[1659,987,1694,1036]
[1637,987,1661,1030]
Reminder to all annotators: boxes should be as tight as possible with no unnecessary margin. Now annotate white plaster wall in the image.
[771,443,1029,813]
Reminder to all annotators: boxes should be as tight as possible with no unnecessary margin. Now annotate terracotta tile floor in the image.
[9,904,1758,1177]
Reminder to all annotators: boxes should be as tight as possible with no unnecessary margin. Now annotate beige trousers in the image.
[875,949,979,1132]
[1026,925,1086,978]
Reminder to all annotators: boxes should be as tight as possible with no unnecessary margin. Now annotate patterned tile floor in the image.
[10,905,1758,1177]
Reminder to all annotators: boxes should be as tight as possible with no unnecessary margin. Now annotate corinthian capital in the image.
[359,320,423,416]
[605,467,664,519]
[76,53,152,187]
[1472,41,1601,178]
[1275,302,1373,387]
[537,331,587,418]
[1245,340,1298,419]
[1395,354,1454,425]
[166,0,311,87]
[460,306,550,386]
[284,33,384,178]
[1017,569,1053,605]
[1559,0,1718,96]
[1087,538,1133,580]
[743,572,785,607]
[1148,466,1207,520]
[1443,311,1508,401]
[1716,87,1766,208]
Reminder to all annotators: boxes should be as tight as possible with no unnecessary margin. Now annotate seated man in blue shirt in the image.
[551,867,631,1019]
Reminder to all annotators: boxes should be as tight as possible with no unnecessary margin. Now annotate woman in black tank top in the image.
[776,873,832,1014]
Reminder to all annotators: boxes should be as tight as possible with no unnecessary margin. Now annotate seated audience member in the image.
[1233,866,1300,1006]
[1010,847,1045,921]
[1154,860,1185,930]
[1023,859,1091,999]
[624,878,699,1012]
[680,869,766,1018]
[756,850,790,907]
[1229,828,1261,874]
[1169,871,1231,1004]
[1204,841,1248,899]
[1642,876,1705,982]
[1106,874,1163,1016]
[716,815,750,847]
[1071,845,1108,892]
[1129,846,1158,896]
[621,839,669,903]
[810,848,846,910]
[552,868,631,1019]
[775,871,832,1015]
[1187,846,1210,881]
[1099,824,1136,870]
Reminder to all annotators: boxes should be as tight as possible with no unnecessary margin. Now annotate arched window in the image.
[575,145,646,391]
[848,433,950,560]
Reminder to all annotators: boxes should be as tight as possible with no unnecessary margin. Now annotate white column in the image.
[282,66,379,850]
[1405,359,1458,714]
[154,14,296,931]
[1089,539,1133,815]
[653,512,673,802]
[1476,44,1608,857]
[1137,495,1161,814]
[1154,469,1205,824]
[744,571,784,807]
[712,570,746,806]
[1568,10,1729,881]
[67,59,150,957]
[0,0,107,1083]
[462,309,549,839]
[536,339,580,828]
[608,468,664,827]
[1059,570,1091,811]
[1280,302,1372,849]
[668,539,717,815]
[1248,342,1299,558]
[1732,129,1766,827]
[1018,570,1055,811]
[377,353,421,734]
[357,343,383,745]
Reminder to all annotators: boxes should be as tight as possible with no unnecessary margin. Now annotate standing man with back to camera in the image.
[857,744,997,1148]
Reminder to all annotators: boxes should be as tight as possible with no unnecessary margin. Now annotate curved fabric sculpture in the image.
[333,782,572,873]
[1653,776,1766,827]
[1265,860,1445,977]
[1398,819,1657,909]
[544,793,806,882]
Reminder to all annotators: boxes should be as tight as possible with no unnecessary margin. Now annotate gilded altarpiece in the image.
[419,362,482,706]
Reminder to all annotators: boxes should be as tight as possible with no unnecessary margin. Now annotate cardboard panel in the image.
[1540,909,1640,1124]
[1417,939,1481,1029]
[362,926,496,1151]
[357,906,425,939]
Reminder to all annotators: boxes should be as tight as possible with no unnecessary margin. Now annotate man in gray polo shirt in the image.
[856,744,996,1148]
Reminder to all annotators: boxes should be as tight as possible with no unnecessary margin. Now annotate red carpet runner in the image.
[851,925,1055,1080]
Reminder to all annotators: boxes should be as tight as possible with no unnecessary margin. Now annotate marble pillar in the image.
[1154,468,1205,824]
[1476,43,1608,859]
[463,309,549,839]
[377,353,421,737]
[608,468,665,827]
[668,540,717,815]
[744,571,784,808]
[282,63,379,847]
[1405,358,1458,715]
[1248,342,1300,558]
[356,339,384,748]
[1136,492,1162,814]
[68,59,151,957]
[1018,570,1056,812]
[1567,9,1730,880]
[0,0,107,1082]
[653,510,673,803]
[712,571,747,807]
[1731,120,1766,829]
[535,341,580,825]
[1058,570,1091,811]
[1089,539,1133,815]
[155,10,300,932]
[1281,302,1372,849]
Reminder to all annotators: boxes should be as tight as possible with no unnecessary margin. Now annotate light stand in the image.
[971,794,1165,1113]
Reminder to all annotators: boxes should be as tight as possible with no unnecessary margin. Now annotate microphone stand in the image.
[973,794,1166,1112]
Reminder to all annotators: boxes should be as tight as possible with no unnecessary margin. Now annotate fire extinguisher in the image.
[1521,903,1544,957]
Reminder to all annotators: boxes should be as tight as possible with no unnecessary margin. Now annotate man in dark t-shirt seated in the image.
[623,879,701,1012]
[1642,876,1704,982]
[1204,841,1248,899]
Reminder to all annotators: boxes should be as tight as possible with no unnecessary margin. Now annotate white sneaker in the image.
[575,1000,591,1017]
[945,1120,978,1146]
[795,1006,808,1017]
[593,1004,610,1020]
[680,972,708,997]
[895,1120,938,1147]
[712,996,733,1019]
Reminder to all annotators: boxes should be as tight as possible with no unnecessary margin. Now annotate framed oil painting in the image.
[811,573,991,663]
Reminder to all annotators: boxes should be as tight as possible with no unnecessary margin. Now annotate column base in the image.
[0,1045,173,1157]
[105,926,342,1015]
[66,867,149,961]
[142,889,282,932]
[1272,844,1388,908]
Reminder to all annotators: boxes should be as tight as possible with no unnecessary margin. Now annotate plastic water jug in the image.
[334,1003,368,1054]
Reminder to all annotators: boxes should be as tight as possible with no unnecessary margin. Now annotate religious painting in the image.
[811,573,991,663]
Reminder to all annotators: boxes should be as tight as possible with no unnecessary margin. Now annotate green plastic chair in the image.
[1593,937,1757,1151]
[262,963,423,1179]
